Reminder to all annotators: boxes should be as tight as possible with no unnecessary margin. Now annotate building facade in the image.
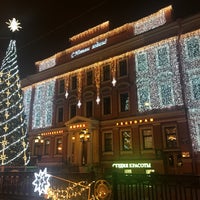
[22,5,200,176]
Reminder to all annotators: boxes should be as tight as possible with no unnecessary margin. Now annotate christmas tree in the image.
[0,18,30,166]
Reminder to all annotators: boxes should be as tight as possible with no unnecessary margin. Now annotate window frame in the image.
[102,64,111,82]
[102,131,113,154]
[140,126,154,153]
[102,96,111,115]
[70,103,77,119]
[118,59,128,77]
[85,100,93,118]
[44,138,50,155]
[86,70,93,86]
[119,92,129,112]
[120,129,132,153]
[57,106,64,123]
[185,36,200,61]
[58,79,65,94]
[135,52,148,72]
[156,44,170,68]
[162,124,178,149]
[71,75,77,90]
[55,137,63,155]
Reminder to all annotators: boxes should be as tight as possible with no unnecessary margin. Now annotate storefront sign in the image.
[71,38,107,58]
[112,162,151,169]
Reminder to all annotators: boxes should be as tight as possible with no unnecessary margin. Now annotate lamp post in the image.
[79,129,90,166]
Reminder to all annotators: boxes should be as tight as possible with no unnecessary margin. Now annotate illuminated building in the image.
[22,5,200,175]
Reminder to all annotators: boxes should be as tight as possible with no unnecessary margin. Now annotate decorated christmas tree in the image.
[0,18,30,167]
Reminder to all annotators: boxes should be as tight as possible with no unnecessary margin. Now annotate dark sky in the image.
[0,0,199,78]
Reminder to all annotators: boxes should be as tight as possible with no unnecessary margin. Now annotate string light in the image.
[0,37,30,166]
[21,6,200,157]
[32,79,56,129]
[180,29,200,152]
[134,5,172,35]
[135,36,183,112]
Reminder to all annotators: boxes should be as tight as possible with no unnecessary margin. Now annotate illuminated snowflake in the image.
[32,168,51,196]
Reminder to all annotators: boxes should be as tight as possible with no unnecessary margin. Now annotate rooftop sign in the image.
[71,38,107,59]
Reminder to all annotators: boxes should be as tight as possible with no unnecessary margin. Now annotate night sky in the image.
[0,0,199,78]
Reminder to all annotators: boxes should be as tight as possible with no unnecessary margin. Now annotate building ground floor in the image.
[29,111,200,176]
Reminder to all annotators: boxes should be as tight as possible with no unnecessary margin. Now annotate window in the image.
[136,52,148,72]
[141,128,153,150]
[120,93,129,112]
[103,96,111,115]
[86,70,93,85]
[119,59,127,77]
[57,107,64,122]
[138,86,150,111]
[58,79,65,94]
[71,76,77,90]
[163,126,177,148]
[191,77,200,100]
[104,132,113,152]
[44,139,50,155]
[34,143,38,156]
[159,83,173,106]
[102,65,110,81]
[70,104,76,118]
[56,138,62,154]
[121,130,132,151]
[86,100,93,117]
[186,37,200,60]
[156,45,169,68]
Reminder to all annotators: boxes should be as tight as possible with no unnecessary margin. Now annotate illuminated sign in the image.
[71,38,107,58]
[112,162,151,169]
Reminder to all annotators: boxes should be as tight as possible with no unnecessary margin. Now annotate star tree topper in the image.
[6,18,22,32]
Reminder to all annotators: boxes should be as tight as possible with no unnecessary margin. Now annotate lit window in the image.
[186,37,200,60]
[163,126,177,148]
[121,130,132,151]
[138,87,150,111]
[44,139,50,155]
[159,83,173,106]
[141,128,153,150]
[156,45,169,68]
[191,77,200,100]
[56,138,62,155]
[136,52,148,72]
[120,93,129,112]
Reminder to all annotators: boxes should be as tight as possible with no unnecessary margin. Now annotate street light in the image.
[79,129,90,166]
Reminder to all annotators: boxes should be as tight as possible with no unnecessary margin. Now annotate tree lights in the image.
[0,19,29,166]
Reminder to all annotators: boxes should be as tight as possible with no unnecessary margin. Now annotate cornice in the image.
[21,13,200,88]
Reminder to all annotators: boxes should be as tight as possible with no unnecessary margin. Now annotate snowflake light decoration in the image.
[6,18,22,32]
[32,168,51,196]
